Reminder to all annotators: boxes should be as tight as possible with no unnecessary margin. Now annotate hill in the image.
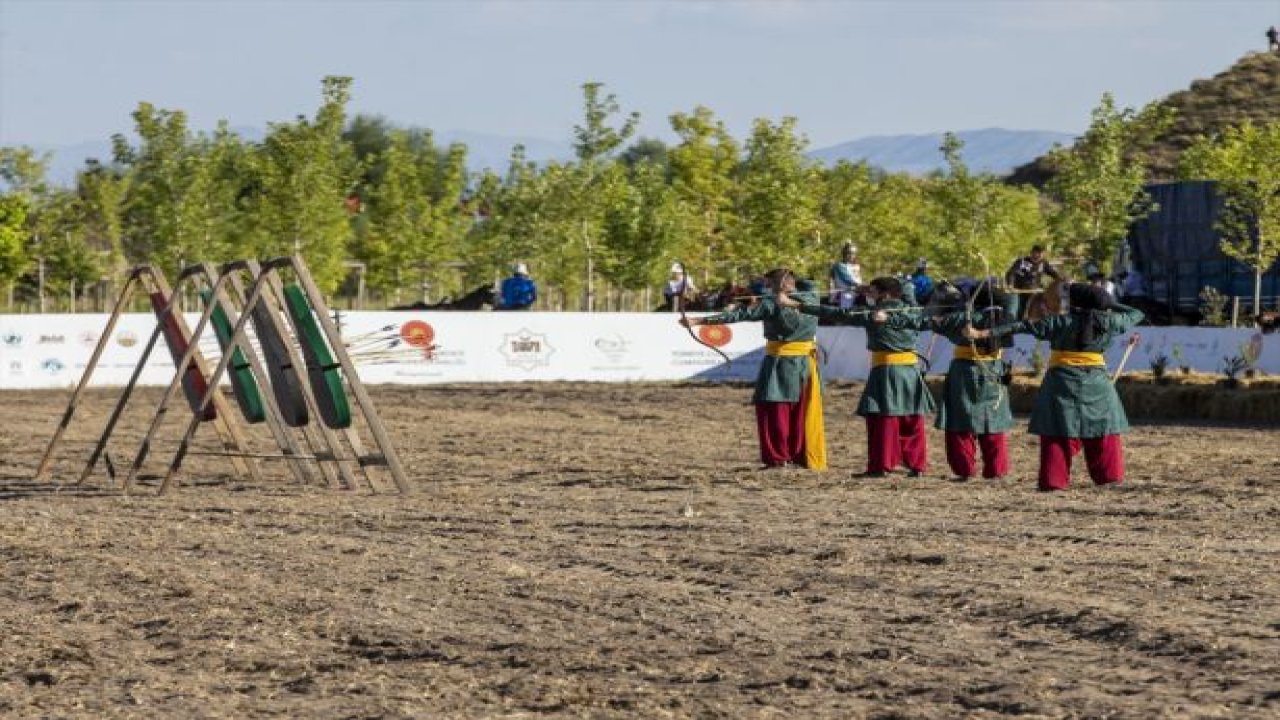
[808,128,1073,175]
[1008,51,1280,186]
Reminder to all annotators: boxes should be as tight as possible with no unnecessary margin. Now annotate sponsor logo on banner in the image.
[80,330,100,346]
[672,325,736,368]
[593,334,630,362]
[117,330,139,348]
[41,357,66,374]
[38,334,66,344]
[400,320,435,348]
[9,360,24,375]
[2,330,22,348]
[500,329,554,371]
[697,325,733,348]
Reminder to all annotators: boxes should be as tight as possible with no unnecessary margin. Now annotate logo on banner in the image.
[80,330,100,346]
[593,334,630,362]
[38,334,66,345]
[400,320,436,348]
[697,325,733,348]
[41,358,65,374]
[8,360,23,375]
[2,330,22,348]
[117,330,139,348]
[500,329,554,371]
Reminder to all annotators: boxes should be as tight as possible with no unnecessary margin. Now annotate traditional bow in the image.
[676,259,732,367]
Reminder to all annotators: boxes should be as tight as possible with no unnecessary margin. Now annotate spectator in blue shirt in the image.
[910,259,934,306]
[499,263,537,311]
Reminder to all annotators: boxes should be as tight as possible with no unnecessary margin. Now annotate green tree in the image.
[362,131,469,300]
[573,81,639,168]
[600,159,690,290]
[568,82,639,308]
[730,117,822,274]
[925,133,1046,279]
[75,159,130,274]
[1045,93,1174,273]
[249,76,359,289]
[0,194,30,293]
[818,162,930,278]
[1180,121,1280,316]
[619,137,670,172]
[668,107,740,282]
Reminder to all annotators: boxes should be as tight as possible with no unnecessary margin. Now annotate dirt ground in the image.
[2,382,1278,719]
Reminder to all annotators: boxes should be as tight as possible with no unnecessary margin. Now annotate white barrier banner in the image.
[2,312,1277,389]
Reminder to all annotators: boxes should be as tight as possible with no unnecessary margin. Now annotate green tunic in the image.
[889,310,1013,434]
[994,304,1144,438]
[703,291,819,403]
[801,300,936,417]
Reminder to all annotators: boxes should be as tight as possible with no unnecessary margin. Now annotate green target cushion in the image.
[199,290,266,424]
[282,285,352,429]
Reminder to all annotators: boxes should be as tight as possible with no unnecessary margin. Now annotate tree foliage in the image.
[1,77,1267,310]
[1044,93,1174,273]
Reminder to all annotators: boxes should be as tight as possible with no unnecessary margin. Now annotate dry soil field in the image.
[2,383,1279,719]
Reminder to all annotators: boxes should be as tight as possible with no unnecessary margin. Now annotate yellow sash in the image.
[764,340,826,471]
[871,351,918,367]
[1049,350,1105,367]
[953,346,1003,361]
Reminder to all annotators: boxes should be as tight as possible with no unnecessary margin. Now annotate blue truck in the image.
[1125,181,1279,324]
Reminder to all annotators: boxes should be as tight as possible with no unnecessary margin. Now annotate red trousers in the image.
[944,431,1009,479]
[1038,435,1124,491]
[755,399,807,466]
[864,414,927,474]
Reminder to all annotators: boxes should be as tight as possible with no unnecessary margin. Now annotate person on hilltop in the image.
[1267,25,1279,52]
[828,243,863,309]
[679,269,827,471]
[1004,244,1061,319]
[964,283,1144,491]
[779,276,934,478]
[873,284,1015,482]
[498,262,537,311]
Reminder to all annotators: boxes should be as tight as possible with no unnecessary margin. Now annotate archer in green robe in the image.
[783,276,933,477]
[881,287,1015,480]
[978,283,1144,490]
[686,272,827,470]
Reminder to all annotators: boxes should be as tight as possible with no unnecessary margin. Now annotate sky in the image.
[1,0,1277,150]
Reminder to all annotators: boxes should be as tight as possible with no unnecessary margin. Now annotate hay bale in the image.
[926,373,1278,424]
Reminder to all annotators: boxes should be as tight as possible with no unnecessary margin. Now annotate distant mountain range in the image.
[809,128,1075,175]
[22,126,1074,186]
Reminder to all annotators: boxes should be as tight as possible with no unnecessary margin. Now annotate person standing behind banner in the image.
[780,276,934,478]
[910,259,935,306]
[499,263,537,311]
[965,283,1143,491]
[876,285,1014,481]
[664,263,697,312]
[680,269,826,471]
[1005,245,1061,319]
[1119,267,1147,304]
[829,244,863,309]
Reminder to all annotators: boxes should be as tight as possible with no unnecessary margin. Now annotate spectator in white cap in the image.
[829,243,863,309]
[663,262,697,312]
[499,262,537,310]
